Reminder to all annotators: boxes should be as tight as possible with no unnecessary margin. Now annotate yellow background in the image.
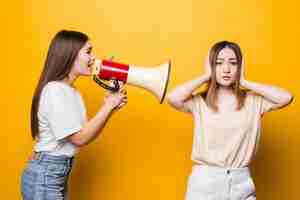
[2,0,299,199]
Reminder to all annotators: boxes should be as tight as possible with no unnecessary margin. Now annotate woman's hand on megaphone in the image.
[103,81,128,110]
[115,82,128,109]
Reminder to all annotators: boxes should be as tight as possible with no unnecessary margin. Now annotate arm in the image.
[166,54,211,112]
[67,88,127,147]
[240,61,294,110]
[241,79,293,109]
[166,75,209,113]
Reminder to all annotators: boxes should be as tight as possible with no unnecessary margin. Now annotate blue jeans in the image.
[21,152,74,200]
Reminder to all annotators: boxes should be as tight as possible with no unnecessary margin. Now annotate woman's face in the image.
[215,48,239,87]
[72,41,95,76]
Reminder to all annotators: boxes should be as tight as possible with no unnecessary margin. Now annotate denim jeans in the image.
[21,152,74,200]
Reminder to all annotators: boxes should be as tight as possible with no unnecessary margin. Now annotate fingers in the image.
[205,56,210,68]
[116,88,128,109]
[104,83,128,108]
[115,97,128,109]
[118,81,124,88]
[242,59,245,73]
[116,81,127,96]
[104,81,128,109]
[241,58,245,71]
[206,50,211,62]
[119,89,127,95]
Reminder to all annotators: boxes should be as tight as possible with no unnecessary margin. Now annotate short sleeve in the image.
[42,84,83,140]
[251,92,278,114]
[183,94,202,113]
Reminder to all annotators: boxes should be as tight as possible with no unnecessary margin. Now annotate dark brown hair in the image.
[31,30,88,139]
[203,41,246,111]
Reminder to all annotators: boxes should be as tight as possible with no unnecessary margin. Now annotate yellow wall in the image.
[2,0,299,199]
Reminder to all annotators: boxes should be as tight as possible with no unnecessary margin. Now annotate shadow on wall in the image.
[251,116,297,200]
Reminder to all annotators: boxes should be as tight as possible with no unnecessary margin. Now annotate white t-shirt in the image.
[34,81,87,157]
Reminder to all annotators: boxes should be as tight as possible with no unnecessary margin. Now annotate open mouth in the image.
[87,60,95,70]
[88,61,94,67]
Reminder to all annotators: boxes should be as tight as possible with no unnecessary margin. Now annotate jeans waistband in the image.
[33,152,74,167]
[192,165,250,175]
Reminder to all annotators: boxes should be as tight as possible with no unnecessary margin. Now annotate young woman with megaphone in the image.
[21,30,128,200]
[167,41,293,200]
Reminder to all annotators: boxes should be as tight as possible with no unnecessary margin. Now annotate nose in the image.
[223,64,231,73]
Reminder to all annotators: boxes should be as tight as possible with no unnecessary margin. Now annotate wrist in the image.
[102,103,116,113]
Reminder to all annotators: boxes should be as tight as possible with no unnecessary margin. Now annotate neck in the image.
[63,73,78,87]
[217,85,234,96]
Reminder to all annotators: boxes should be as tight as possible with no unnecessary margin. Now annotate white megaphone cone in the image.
[91,59,171,104]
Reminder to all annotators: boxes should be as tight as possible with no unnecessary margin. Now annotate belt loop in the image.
[34,152,41,163]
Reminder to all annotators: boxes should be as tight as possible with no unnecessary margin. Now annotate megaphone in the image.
[91,59,171,104]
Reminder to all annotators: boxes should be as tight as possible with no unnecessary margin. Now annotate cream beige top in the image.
[186,92,278,168]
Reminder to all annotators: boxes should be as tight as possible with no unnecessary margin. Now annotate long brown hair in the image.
[31,30,89,139]
[203,41,246,112]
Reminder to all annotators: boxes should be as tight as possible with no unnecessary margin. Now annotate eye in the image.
[216,62,223,65]
[86,47,93,54]
[230,62,238,65]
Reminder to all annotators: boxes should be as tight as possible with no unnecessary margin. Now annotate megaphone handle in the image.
[93,75,120,92]
[112,79,120,91]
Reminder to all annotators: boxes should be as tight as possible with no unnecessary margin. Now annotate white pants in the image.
[185,165,256,200]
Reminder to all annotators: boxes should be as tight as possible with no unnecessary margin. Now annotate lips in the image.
[87,61,94,70]
[88,61,94,66]
[222,76,231,80]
